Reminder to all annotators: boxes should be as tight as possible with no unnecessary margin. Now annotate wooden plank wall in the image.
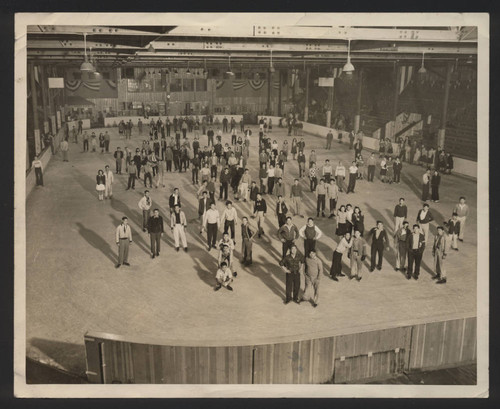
[86,316,476,384]
[409,316,477,370]
[93,341,253,384]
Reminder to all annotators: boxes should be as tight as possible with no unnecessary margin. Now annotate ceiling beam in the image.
[27,40,142,50]
[27,25,164,36]
[164,25,476,42]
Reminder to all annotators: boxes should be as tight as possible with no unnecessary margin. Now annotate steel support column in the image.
[354,68,363,132]
[304,67,310,122]
[437,61,453,149]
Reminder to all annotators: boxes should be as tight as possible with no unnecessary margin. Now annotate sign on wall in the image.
[318,77,334,87]
[127,79,139,92]
[48,77,65,88]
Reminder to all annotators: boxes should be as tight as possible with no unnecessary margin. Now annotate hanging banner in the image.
[51,115,57,133]
[56,111,61,129]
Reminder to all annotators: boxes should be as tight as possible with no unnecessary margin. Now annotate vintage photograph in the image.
[14,13,489,397]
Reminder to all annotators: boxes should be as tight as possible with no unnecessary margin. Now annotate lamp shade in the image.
[342,61,355,73]
[80,61,95,72]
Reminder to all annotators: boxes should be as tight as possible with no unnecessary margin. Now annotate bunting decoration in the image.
[272,80,280,90]
[106,79,117,89]
[65,80,81,92]
[81,79,101,91]
[249,79,265,90]
[216,80,225,89]
[232,80,247,91]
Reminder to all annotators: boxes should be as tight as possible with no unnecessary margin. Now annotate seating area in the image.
[398,79,477,160]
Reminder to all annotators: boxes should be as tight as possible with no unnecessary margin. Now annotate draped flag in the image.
[273,80,280,90]
[232,80,247,91]
[249,78,265,90]
[65,80,81,92]
[399,65,414,94]
[81,79,101,91]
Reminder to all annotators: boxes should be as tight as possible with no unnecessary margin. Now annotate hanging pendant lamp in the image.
[342,39,355,74]
[80,33,95,72]
[418,52,427,74]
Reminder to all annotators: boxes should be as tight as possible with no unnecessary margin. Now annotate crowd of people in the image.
[62,112,471,306]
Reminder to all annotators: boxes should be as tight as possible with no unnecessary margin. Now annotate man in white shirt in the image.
[453,196,470,241]
[32,158,44,186]
[203,202,220,250]
[346,161,358,194]
[221,200,238,244]
[104,165,114,199]
[267,164,276,195]
[422,169,431,201]
[214,261,234,291]
[60,138,69,162]
[170,204,188,252]
[330,232,352,280]
[327,179,339,219]
[138,190,152,232]
[322,159,333,183]
[335,161,347,192]
[115,216,133,268]
[238,169,251,202]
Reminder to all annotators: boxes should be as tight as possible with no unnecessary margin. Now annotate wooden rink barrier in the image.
[84,316,476,384]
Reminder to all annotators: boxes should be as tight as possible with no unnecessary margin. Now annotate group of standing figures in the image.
[85,118,471,307]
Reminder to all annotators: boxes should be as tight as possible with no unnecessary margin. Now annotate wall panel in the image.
[85,316,476,384]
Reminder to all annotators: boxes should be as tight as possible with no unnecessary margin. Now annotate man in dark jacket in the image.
[168,187,181,213]
[147,208,164,258]
[368,221,390,272]
[279,244,303,304]
[253,193,267,238]
[278,216,300,258]
[219,167,231,201]
[113,147,124,174]
[275,195,289,228]
[416,203,434,243]
[191,154,201,185]
[393,157,403,183]
[207,127,215,146]
[407,224,426,280]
